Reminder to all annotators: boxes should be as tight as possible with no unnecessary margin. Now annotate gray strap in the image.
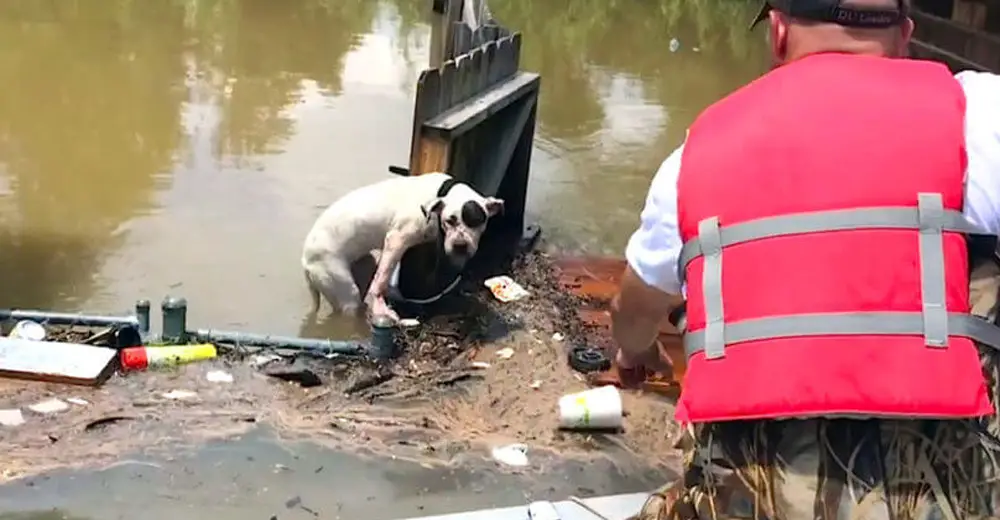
[684,312,1000,358]
[699,217,726,359]
[678,206,978,284]
[918,193,949,347]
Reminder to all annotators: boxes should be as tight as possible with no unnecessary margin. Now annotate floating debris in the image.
[491,443,529,467]
[484,275,530,302]
[206,370,234,383]
[8,320,46,341]
[251,354,282,368]
[65,397,89,406]
[28,398,70,414]
[0,409,25,427]
[161,390,198,400]
[398,318,421,328]
[496,347,514,360]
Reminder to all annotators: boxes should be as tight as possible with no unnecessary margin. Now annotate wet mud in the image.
[0,246,682,484]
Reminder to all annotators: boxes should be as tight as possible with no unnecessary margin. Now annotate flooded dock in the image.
[0,0,773,517]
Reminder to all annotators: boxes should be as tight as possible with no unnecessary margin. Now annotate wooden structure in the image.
[554,256,686,399]
[911,0,1000,72]
[397,0,541,299]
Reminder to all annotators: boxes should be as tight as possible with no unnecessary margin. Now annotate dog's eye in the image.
[446,216,459,226]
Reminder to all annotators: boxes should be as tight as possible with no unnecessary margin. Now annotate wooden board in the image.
[555,256,686,398]
[0,338,118,386]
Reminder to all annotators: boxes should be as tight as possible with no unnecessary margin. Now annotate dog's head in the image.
[421,193,504,269]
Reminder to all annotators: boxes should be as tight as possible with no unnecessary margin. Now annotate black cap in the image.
[751,0,907,29]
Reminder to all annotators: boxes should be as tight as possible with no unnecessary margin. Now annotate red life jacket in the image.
[674,53,998,424]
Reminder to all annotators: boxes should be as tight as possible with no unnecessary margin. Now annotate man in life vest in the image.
[610,0,1000,517]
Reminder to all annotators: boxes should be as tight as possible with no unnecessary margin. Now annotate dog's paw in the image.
[368,298,399,323]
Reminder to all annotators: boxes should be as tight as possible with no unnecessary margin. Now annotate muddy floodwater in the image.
[0,0,767,517]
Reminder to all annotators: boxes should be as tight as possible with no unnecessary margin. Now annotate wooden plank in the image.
[429,0,464,68]
[492,96,536,235]
[424,72,540,139]
[408,68,443,175]
[910,39,991,72]
[911,8,1000,72]
[0,338,117,386]
[953,0,988,29]
[416,134,451,175]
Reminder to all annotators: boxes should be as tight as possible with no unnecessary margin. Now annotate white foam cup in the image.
[558,385,624,430]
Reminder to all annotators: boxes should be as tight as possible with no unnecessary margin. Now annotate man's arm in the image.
[957,71,1000,235]
[611,144,686,369]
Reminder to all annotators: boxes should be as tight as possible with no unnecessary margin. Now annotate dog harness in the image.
[674,53,995,424]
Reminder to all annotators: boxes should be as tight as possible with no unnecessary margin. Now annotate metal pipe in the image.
[135,300,151,335]
[0,309,140,328]
[369,315,400,360]
[189,329,366,356]
[161,296,188,344]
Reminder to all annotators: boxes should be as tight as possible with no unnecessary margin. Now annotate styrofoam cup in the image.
[558,385,623,430]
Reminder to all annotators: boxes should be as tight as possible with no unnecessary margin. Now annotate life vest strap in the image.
[684,311,1000,359]
[678,198,979,284]
[682,194,980,358]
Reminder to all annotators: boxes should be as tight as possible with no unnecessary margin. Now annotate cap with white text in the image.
[751,0,908,29]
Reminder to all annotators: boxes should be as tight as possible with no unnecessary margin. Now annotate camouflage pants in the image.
[634,263,1000,520]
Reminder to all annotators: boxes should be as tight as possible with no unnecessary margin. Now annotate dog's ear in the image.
[484,197,505,217]
[421,197,445,220]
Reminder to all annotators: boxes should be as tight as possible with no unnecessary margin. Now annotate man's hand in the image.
[610,266,683,388]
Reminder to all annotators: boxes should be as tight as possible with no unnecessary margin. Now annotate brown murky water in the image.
[0,0,767,516]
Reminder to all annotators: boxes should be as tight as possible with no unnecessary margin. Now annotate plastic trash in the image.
[491,443,529,467]
[669,38,680,52]
[558,386,624,430]
[8,320,46,341]
[0,409,24,426]
[206,370,233,383]
[120,344,217,371]
[28,398,70,414]
[484,276,530,302]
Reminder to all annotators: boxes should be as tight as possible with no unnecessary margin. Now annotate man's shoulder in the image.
[955,70,1000,88]
[955,71,1000,109]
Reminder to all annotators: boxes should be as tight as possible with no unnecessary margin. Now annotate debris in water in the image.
[84,415,135,432]
[398,318,421,328]
[66,397,89,406]
[121,344,217,371]
[669,38,680,52]
[28,398,70,414]
[471,361,491,369]
[530,380,543,390]
[161,390,198,400]
[251,354,282,368]
[496,347,514,360]
[8,320,46,341]
[206,370,234,383]
[262,359,322,388]
[0,338,117,386]
[491,443,529,467]
[693,47,701,52]
[552,332,565,342]
[484,275,530,302]
[0,409,25,426]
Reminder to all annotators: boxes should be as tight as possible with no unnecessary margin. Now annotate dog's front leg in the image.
[366,230,410,322]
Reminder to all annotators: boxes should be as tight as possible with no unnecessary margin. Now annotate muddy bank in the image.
[0,247,682,483]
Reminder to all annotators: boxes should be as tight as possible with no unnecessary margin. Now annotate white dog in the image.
[302,172,504,322]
